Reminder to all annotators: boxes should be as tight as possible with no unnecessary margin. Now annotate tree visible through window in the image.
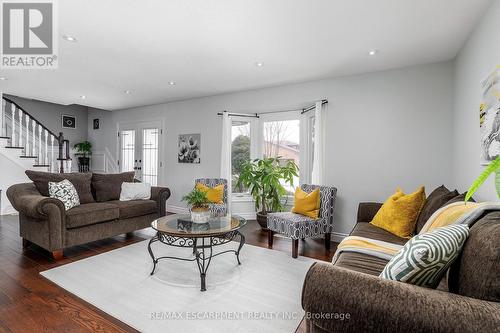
[263,119,300,193]
[231,120,251,193]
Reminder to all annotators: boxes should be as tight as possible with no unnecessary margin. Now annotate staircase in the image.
[0,96,72,173]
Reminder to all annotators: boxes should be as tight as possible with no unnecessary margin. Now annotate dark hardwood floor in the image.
[0,214,337,333]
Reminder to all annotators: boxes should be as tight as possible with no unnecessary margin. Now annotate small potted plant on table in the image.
[237,157,298,230]
[73,141,92,172]
[182,188,211,223]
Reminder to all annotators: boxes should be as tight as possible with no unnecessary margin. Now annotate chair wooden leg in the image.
[22,238,31,248]
[51,250,64,261]
[292,239,299,258]
[325,233,331,250]
[267,230,274,248]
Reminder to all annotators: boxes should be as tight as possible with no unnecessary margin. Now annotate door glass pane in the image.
[142,128,158,186]
[120,130,135,172]
[263,119,300,194]
[231,120,251,194]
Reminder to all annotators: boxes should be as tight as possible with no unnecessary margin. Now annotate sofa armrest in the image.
[7,183,65,220]
[357,202,382,222]
[151,186,171,217]
[302,263,500,333]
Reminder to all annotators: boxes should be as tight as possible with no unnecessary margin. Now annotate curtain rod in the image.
[217,99,328,118]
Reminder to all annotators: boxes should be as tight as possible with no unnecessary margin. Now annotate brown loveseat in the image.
[7,171,170,260]
[302,200,500,332]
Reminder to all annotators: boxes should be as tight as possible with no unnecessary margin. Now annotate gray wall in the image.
[88,61,455,235]
[6,94,89,145]
[452,0,500,200]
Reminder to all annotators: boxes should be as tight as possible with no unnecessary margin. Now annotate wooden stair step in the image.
[20,155,38,158]
[32,164,49,167]
[0,136,10,139]
[5,146,24,149]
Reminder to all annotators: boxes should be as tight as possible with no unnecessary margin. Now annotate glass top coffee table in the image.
[148,214,246,291]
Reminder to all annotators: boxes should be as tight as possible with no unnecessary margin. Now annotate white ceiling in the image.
[0,0,492,110]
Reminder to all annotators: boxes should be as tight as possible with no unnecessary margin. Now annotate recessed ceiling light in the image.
[0,77,6,80]
[124,90,132,94]
[368,49,379,56]
[168,81,176,86]
[254,62,264,67]
[80,95,86,99]
[63,34,77,42]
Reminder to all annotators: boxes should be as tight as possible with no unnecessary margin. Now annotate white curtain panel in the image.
[311,101,325,185]
[220,112,232,213]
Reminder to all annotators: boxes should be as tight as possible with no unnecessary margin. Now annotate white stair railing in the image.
[2,96,71,172]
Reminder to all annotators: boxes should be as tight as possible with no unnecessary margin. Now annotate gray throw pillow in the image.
[415,185,458,233]
[380,224,469,288]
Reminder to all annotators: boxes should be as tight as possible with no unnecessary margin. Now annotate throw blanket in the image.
[333,202,500,264]
[419,201,500,233]
[332,236,403,264]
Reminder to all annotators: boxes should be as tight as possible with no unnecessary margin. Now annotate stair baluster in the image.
[24,113,30,155]
[50,135,55,172]
[18,108,23,148]
[38,124,42,165]
[44,130,48,167]
[31,120,36,157]
[1,98,4,136]
[11,104,15,146]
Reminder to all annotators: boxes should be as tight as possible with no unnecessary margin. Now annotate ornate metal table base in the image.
[147,230,245,291]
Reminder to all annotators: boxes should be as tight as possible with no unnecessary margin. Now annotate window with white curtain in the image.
[228,111,314,198]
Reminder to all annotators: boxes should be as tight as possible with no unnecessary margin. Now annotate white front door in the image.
[118,121,162,186]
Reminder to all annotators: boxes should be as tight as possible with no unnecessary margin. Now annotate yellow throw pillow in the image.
[291,187,321,219]
[195,183,224,204]
[370,186,426,238]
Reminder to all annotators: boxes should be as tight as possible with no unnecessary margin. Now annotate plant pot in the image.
[257,211,268,230]
[77,156,90,172]
[191,206,211,223]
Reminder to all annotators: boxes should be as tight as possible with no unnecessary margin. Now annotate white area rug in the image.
[41,240,316,333]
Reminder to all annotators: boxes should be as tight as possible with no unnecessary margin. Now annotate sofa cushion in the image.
[448,212,500,302]
[350,222,408,245]
[107,200,157,219]
[415,185,458,233]
[92,172,135,202]
[26,170,95,204]
[66,202,119,229]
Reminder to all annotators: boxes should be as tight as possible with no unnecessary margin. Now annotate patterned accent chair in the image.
[194,178,228,217]
[267,184,337,258]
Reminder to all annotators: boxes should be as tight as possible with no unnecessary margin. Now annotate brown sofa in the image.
[302,202,500,333]
[6,171,170,260]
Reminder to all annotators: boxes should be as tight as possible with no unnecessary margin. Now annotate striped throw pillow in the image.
[380,224,469,288]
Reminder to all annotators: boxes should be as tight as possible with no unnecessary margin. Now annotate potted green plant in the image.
[465,155,500,202]
[73,141,92,172]
[237,157,299,230]
[182,188,211,223]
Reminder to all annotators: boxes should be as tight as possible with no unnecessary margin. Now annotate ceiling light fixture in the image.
[368,49,379,56]
[80,95,86,99]
[254,62,264,67]
[168,81,176,86]
[0,77,6,81]
[63,34,77,42]
[124,90,132,94]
